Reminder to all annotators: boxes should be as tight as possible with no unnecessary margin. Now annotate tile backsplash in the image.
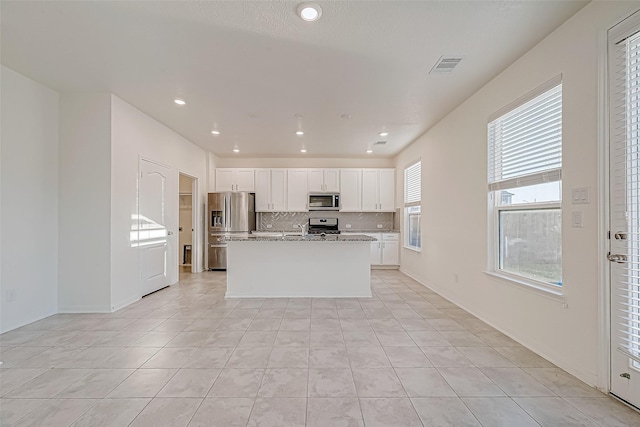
[257,211,395,231]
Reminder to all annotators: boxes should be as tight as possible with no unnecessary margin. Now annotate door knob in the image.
[167,230,174,235]
[607,253,627,263]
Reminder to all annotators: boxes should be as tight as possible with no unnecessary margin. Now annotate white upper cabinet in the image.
[215,168,255,192]
[215,167,394,213]
[378,169,395,211]
[308,169,340,193]
[287,169,308,212]
[323,169,340,192]
[361,170,378,211]
[340,169,362,212]
[255,169,286,212]
[361,169,395,212]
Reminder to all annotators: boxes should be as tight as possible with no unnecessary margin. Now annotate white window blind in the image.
[488,80,562,191]
[404,161,421,206]
[610,21,640,363]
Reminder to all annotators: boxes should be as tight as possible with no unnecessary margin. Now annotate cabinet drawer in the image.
[382,233,399,241]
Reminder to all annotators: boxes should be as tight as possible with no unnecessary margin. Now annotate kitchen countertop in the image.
[253,230,398,235]
[226,234,377,242]
[341,230,399,233]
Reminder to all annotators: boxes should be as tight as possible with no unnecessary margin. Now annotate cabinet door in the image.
[382,240,399,265]
[340,169,361,211]
[254,169,271,212]
[287,169,308,212]
[378,169,395,211]
[324,169,340,192]
[215,169,234,192]
[361,169,379,211]
[307,169,324,192]
[270,169,287,212]
[235,169,255,192]
[365,233,382,265]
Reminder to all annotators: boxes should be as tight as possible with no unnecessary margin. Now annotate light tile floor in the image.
[1,270,639,426]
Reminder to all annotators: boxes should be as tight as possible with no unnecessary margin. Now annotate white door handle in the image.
[168,231,174,235]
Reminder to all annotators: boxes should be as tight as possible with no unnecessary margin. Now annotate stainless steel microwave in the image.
[308,193,340,211]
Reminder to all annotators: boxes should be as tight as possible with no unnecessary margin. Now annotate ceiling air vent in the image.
[373,141,387,146]
[430,56,463,74]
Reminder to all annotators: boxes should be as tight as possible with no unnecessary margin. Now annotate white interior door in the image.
[139,159,173,296]
[609,11,640,408]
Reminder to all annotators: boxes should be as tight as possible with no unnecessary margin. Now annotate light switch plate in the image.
[572,211,583,228]
[572,187,590,205]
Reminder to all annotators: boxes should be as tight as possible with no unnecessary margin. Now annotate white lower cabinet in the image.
[344,232,399,266]
[381,233,399,265]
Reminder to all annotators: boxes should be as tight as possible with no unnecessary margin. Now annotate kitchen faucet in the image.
[298,223,307,236]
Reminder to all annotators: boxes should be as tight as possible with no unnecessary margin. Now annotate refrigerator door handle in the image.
[222,195,228,229]
[227,194,232,230]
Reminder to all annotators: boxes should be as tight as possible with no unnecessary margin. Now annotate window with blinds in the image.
[488,79,562,191]
[488,78,563,289]
[404,161,421,205]
[404,161,421,251]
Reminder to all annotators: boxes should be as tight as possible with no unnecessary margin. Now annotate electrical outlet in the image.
[345,224,352,228]
[5,289,16,302]
[377,224,383,229]
[266,224,273,229]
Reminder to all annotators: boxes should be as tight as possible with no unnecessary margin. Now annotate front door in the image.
[139,159,173,296]
[609,10,640,408]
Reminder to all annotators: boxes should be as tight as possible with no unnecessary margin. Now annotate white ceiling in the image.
[1,1,588,158]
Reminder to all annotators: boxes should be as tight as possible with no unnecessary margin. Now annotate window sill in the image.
[483,271,566,304]
[403,246,421,253]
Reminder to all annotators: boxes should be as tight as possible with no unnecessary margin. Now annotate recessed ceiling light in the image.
[379,131,389,137]
[366,149,373,154]
[296,131,304,136]
[211,130,220,135]
[341,114,352,119]
[297,2,322,22]
[300,149,307,153]
[233,148,240,153]
[174,98,186,105]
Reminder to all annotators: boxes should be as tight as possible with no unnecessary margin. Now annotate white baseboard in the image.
[58,305,112,313]
[0,309,58,334]
[111,294,141,312]
[399,268,601,389]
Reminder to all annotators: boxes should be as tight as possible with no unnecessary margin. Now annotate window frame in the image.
[488,198,563,294]
[404,160,422,252]
[486,77,564,296]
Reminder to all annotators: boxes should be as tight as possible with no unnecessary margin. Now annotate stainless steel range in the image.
[308,218,340,235]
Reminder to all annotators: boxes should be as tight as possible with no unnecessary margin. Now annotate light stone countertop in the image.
[225,234,377,242]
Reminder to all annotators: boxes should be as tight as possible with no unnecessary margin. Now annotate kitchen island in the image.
[224,234,376,298]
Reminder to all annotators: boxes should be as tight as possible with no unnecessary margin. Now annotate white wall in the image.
[207,152,218,192]
[394,1,640,387]
[1,66,59,332]
[110,95,207,309]
[58,93,112,312]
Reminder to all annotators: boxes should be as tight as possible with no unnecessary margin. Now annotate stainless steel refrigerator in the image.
[208,192,255,270]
